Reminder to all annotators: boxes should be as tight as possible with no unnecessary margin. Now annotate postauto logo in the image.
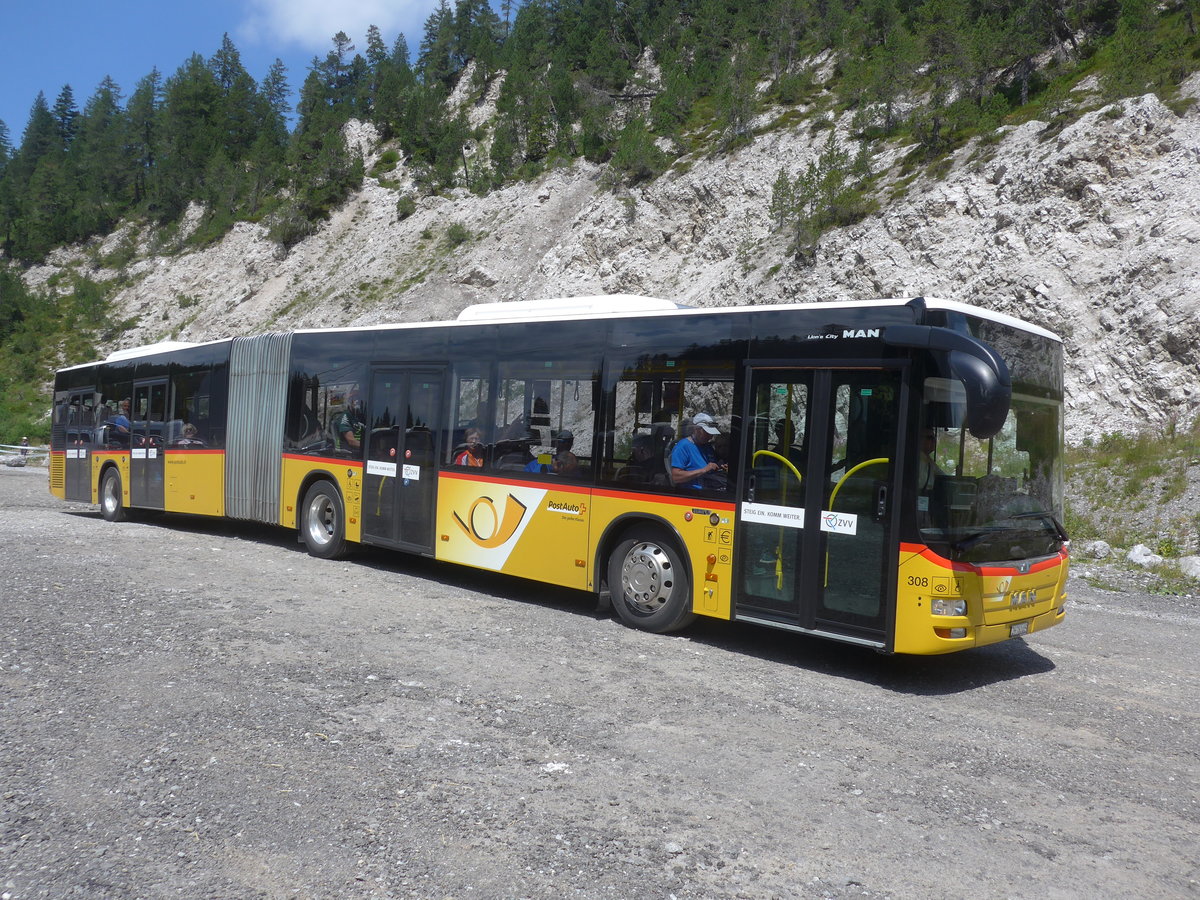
[453,493,528,548]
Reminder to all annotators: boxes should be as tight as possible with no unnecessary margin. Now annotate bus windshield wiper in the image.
[950,530,997,553]
[1004,511,1069,541]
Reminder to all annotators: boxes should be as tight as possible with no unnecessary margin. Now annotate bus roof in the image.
[59,295,1061,373]
[293,295,1062,343]
[105,340,201,361]
[455,294,689,321]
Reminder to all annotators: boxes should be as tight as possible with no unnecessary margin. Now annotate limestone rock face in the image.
[21,77,1200,445]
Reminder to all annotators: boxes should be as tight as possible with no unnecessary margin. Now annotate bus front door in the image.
[130,380,167,509]
[362,367,445,554]
[737,367,903,647]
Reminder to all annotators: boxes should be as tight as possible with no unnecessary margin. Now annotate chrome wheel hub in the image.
[619,542,674,614]
[306,494,335,546]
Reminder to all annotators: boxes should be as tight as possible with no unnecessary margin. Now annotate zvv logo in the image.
[453,493,528,548]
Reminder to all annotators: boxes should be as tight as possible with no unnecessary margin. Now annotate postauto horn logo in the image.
[453,493,528,548]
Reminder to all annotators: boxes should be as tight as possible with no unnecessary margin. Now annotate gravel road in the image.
[2,466,1198,899]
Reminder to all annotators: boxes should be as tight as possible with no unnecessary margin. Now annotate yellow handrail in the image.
[825,457,889,587]
[751,449,803,487]
[827,457,889,510]
[752,450,803,590]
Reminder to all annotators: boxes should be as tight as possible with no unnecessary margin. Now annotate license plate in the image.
[1010,621,1030,637]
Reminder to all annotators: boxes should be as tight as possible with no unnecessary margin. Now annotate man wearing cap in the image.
[671,413,726,489]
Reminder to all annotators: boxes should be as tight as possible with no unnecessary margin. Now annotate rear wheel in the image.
[608,528,695,633]
[301,481,347,559]
[99,468,128,522]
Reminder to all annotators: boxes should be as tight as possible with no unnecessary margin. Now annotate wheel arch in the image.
[294,467,344,519]
[594,512,693,596]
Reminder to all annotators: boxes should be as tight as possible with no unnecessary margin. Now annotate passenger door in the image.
[361,367,445,554]
[736,367,903,646]
[64,390,95,502]
[130,379,167,509]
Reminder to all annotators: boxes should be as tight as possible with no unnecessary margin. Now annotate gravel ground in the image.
[2,466,1199,899]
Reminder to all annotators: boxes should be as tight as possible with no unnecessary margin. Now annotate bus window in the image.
[448,368,491,466]
[602,353,736,491]
[747,380,809,502]
[168,364,217,448]
[492,361,596,479]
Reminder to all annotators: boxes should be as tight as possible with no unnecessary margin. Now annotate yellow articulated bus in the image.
[51,295,1068,654]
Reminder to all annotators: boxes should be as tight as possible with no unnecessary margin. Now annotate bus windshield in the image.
[918,380,1065,565]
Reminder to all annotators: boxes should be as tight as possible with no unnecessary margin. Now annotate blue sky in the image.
[1,0,439,146]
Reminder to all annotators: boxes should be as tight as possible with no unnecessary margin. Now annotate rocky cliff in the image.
[24,73,1200,443]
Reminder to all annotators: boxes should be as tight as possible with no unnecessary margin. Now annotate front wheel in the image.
[608,528,695,633]
[300,481,348,559]
[99,468,128,522]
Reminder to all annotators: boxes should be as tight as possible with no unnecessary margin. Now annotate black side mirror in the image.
[883,324,1012,440]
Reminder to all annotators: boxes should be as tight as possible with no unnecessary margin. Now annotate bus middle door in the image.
[362,367,445,555]
[130,380,167,509]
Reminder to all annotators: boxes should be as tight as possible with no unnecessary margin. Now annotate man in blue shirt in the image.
[109,400,132,447]
[670,413,726,489]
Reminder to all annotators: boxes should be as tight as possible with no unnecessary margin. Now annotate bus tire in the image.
[301,481,348,560]
[99,468,128,523]
[608,528,696,633]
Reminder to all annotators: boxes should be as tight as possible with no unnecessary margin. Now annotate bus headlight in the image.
[931,596,967,617]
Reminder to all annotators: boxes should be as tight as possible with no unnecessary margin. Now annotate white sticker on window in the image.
[367,460,397,478]
[819,511,858,535]
[402,464,420,481]
[742,503,805,529]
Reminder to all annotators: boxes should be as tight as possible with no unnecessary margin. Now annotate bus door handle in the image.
[747,473,756,503]
[875,483,888,521]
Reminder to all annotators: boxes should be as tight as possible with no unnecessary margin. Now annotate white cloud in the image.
[237,0,436,52]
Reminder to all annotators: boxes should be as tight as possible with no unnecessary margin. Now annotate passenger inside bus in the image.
[173,423,205,447]
[454,427,485,467]
[772,418,805,470]
[110,399,132,446]
[619,433,664,484]
[524,429,579,475]
[918,428,943,493]
[671,413,728,490]
[495,426,538,470]
[331,386,365,453]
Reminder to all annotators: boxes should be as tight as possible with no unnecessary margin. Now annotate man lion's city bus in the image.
[50,296,1068,654]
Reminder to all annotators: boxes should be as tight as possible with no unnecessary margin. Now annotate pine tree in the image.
[913,0,970,153]
[73,76,127,238]
[609,116,668,185]
[419,1,458,88]
[51,85,80,149]
[209,35,260,160]
[15,94,57,175]
[157,54,223,220]
[715,46,761,150]
[125,69,162,207]
[0,120,15,255]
